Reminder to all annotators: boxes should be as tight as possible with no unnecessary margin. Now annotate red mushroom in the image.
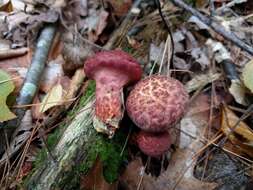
[84,50,142,136]
[126,75,189,132]
[137,130,171,157]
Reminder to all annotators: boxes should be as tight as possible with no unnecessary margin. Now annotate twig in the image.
[216,0,247,13]
[0,48,28,60]
[0,24,56,154]
[170,0,253,55]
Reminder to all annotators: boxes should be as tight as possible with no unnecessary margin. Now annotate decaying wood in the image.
[26,97,96,189]
[24,2,142,186]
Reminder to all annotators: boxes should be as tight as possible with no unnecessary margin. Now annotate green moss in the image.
[122,46,135,55]
[185,0,196,6]
[28,80,127,188]
[95,130,127,183]
[75,128,128,183]
[32,80,96,169]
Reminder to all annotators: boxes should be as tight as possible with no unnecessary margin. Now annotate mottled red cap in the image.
[84,50,142,84]
[126,75,189,132]
[137,131,171,157]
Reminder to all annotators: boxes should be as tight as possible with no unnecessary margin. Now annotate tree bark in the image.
[26,97,97,190]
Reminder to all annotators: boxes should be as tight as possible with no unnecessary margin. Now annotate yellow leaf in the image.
[221,106,253,157]
[0,69,16,122]
[39,84,63,113]
[242,59,253,93]
[0,0,13,12]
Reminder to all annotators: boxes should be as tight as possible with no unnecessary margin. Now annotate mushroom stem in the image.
[84,50,142,136]
[93,69,128,136]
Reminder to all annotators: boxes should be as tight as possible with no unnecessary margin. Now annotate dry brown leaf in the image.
[62,32,94,73]
[221,106,253,157]
[64,69,85,106]
[88,10,109,42]
[229,79,248,106]
[185,72,221,93]
[80,157,118,190]
[120,94,218,190]
[40,55,64,92]
[0,48,31,93]
[105,0,132,17]
[119,157,156,190]
[48,32,64,61]
[0,0,13,12]
[151,94,217,190]
[31,95,43,119]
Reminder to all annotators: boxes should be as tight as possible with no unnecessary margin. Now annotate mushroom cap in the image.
[137,131,171,157]
[126,75,189,132]
[84,50,142,83]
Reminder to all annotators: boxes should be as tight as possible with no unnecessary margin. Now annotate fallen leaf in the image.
[229,79,249,106]
[221,106,253,157]
[9,0,34,11]
[195,0,209,8]
[152,94,218,190]
[149,42,165,63]
[119,157,156,190]
[62,32,93,73]
[242,59,253,93]
[80,157,118,190]
[88,10,109,42]
[185,72,221,93]
[40,55,64,92]
[64,69,85,107]
[31,95,43,119]
[39,83,63,113]
[191,47,210,70]
[105,0,132,17]
[0,48,31,93]
[120,94,218,190]
[0,0,13,12]
[174,56,190,70]
[70,0,88,17]
[18,161,33,180]
[0,69,16,122]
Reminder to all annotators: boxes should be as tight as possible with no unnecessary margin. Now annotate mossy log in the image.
[25,81,127,189]
[26,96,97,190]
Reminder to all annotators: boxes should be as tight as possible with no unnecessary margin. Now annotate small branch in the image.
[0,48,28,60]
[17,24,56,107]
[216,0,247,13]
[0,24,56,154]
[170,0,253,55]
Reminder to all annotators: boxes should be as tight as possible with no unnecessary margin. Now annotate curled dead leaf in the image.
[80,157,118,190]
[221,106,253,157]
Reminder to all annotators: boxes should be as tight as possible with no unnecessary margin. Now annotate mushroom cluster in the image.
[126,75,189,157]
[84,50,189,157]
[84,50,142,136]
